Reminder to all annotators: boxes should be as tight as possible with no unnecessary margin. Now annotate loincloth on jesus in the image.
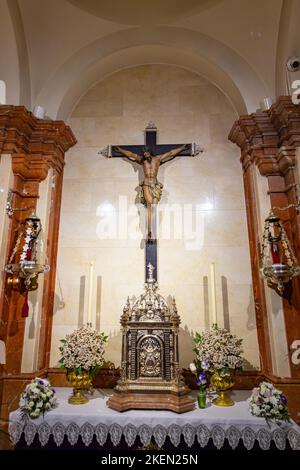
[139,181,163,205]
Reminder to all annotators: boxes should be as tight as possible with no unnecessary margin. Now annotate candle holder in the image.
[5,213,50,317]
[261,211,300,295]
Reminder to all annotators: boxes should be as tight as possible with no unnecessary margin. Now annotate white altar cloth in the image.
[9,388,300,450]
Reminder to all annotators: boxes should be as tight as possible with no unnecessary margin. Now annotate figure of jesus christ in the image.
[114,144,188,240]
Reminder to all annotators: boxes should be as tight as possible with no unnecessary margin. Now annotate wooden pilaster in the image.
[0,105,76,417]
[229,96,300,380]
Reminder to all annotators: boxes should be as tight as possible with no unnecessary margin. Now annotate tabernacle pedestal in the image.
[107,391,195,413]
[107,264,195,413]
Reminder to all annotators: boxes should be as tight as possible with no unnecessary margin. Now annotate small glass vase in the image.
[197,389,206,409]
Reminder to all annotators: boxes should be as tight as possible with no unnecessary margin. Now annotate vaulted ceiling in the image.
[67,0,222,24]
[1,0,300,120]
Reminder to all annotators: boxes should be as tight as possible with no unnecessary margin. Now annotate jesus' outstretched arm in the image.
[114,146,142,163]
[159,144,188,164]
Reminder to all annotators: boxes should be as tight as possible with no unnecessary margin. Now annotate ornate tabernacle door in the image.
[138,335,163,378]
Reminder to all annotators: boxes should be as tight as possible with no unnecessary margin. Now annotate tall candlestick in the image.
[87,261,94,325]
[210,262,217,325]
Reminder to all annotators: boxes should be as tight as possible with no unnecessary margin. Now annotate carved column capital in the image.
[229,113,279,175]
[276,146,297,175]
[252,149,279,177]
[228,120,252,170]
[229,97,300,177]
[269,96,300,147]
[11,153,50,181]
[0,105,76,176]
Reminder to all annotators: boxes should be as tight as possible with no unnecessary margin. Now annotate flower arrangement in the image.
[189,362,209,409]
[193,324,243,374]
[249,381,290,425]
[189,362,208,390]
[59,325,107,375]
[19,378,57,420]
[197,371,208,389]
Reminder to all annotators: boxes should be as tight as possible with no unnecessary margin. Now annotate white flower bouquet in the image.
[59,325,107,375]
[249,381,290,425]
[193,324,243,374]
[19,377,57,420]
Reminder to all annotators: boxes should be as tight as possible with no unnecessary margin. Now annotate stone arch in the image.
[276,0,300,96]
[7,0,31,108]
[57,45,246,120]
[0,1,20,105]
[35,26,268,119]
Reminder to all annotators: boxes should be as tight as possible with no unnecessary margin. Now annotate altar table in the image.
[9,388,300,450]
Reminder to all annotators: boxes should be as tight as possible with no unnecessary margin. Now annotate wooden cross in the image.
[100,122,202,281]
[101,121,200,160]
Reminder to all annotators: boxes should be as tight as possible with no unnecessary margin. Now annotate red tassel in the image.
[22,292,29,318]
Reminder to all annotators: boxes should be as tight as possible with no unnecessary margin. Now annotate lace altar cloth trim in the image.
[9,389,300,450]
[9,421,300,450]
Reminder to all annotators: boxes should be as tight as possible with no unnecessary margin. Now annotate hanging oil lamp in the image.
[5,212,50,316]
[261,210,300,294]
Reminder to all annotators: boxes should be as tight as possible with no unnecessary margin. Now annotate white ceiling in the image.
[3,0,298,119]
[67,0,222,25]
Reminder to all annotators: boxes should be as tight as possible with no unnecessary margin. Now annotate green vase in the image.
[197,389,206,409]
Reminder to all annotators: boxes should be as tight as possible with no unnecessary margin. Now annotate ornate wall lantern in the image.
[261,210,300,294]
[5,213,49,315]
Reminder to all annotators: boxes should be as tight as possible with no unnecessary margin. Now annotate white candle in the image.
[210,262,217,325]
[87,261,94,325]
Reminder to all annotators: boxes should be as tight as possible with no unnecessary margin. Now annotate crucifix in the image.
[100,122,202,281]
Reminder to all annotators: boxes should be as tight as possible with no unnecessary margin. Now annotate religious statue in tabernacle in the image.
[114,144,188,240]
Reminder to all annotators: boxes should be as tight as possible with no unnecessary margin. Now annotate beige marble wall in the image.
[0,154,13,293]
[254,167,291,377]
[50,65,260,369]
[21,171,53,372]
[0,154,13,365]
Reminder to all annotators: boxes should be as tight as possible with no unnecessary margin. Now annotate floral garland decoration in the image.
[19,224,34,263]
[8,221,36,267]
[6,218,42,317]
